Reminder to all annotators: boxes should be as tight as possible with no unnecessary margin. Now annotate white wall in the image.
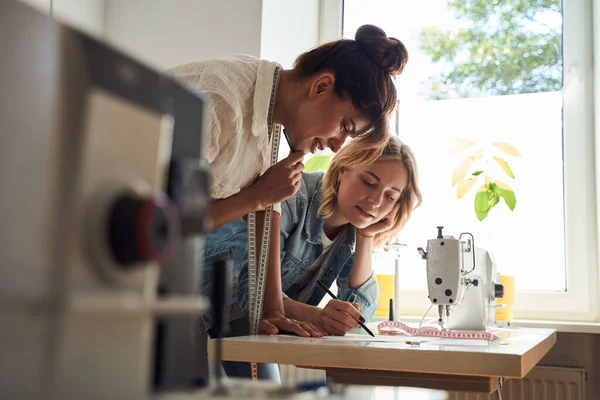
[16,0,105,38]
[260,0,320,68]
[103,0,263,71]
[16,0,50,14]
[53,0,105,38]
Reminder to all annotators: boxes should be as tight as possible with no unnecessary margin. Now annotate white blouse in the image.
[168,54,282,213]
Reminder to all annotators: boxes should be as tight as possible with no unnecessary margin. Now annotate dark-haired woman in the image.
[169,24,409,343]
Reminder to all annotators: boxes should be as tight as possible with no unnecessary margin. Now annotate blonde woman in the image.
[200,135,422,379]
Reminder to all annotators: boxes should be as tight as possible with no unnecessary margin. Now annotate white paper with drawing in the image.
[281,333,491,346]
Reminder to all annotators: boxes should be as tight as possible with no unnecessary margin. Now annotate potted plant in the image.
[451,138,520,221]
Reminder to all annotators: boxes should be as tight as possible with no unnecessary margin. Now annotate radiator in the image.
[279,365,586,400]
[448,366,586,400]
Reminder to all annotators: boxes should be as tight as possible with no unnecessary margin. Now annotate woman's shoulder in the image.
[281,172,323,214]
[167,55,260,74]
[168,55,281,137]
[168,55,269,95]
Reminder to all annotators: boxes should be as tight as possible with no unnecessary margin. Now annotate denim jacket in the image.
[199,172,379,331]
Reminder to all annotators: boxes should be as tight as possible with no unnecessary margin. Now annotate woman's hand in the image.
[357,203,400,239]
[259,310,326,337]
[315,299,363,336]
[247,151,305,210]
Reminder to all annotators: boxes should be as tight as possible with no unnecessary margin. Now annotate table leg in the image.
[495,378,503,400]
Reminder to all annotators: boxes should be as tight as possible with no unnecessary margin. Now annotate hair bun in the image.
[355,24,408,77]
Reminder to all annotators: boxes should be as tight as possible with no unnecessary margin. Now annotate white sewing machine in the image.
[417,227,504,331]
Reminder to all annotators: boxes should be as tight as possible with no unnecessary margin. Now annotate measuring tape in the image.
[377,320,503,343]
[247,67,283,380]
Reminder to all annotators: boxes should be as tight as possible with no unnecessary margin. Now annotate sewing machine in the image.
[417,227,504,331]
[1,1,212,398]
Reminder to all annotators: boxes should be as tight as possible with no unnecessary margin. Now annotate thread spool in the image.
[496,275,515,322]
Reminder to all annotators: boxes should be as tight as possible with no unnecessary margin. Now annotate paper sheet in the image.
[319,333,414,343]
[279,333,491,347]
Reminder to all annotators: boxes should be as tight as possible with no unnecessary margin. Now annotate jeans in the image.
[208,316,281,382]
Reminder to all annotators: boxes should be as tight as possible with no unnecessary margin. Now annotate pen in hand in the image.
[316,280,375,337]
[283,128,295,153]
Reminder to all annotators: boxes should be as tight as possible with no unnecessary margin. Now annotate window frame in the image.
[321,0,599,322]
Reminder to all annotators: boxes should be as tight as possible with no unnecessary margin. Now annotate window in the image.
[328,0,597,321]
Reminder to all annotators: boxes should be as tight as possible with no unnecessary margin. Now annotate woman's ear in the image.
[338,167,348,183]
[308,73,335,100]
[334,168,348,193]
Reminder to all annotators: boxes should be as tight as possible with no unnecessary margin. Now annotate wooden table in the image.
[210,327,556,394]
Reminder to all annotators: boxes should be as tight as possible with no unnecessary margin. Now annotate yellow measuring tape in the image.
[247,67,282,380]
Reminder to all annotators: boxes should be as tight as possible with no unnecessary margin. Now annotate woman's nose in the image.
[367,190,384,207]
[328,137,345,153]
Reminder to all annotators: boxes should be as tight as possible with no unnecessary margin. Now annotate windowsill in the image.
[506,319,600,334]
[372,315,600,335]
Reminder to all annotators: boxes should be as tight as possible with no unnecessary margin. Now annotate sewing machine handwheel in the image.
[108,194,171,266]
[85,177,182,284]
[495,283,504,298]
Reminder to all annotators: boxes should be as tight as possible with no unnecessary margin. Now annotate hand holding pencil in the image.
[316,280,375,337]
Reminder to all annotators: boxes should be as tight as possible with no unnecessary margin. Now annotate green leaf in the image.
[474,184,491,221]
[452,156,477,186]
[492,156,515,179]
[472,170,483,176]
[473,182,503,221]
[497,181,517,211]
[492,142,521,157]
[456,178,477,199]
[488,182,500,208]
[304,155,332,173]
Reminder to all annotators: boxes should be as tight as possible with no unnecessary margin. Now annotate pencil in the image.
[316,280,375,337]
[282,128,295,153]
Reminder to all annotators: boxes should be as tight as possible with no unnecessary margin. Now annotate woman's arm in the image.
[337,204,401,320]
[204,188,260,231]
[260,212,285,315]
[333,233,380,322]
[257,212,323,337]
[334,234,381,323]
[210,153,305,231]
[351,202,399,287]
[336,268,379,323]
[184,152,305,233]
[283,298,321,324]
[284,297,363,336]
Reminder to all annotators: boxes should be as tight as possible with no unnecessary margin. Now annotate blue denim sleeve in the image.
[199,219,249,306]
[336,255,379,322]
[236,198,297,316]
[233,176,315,313]
[279,199,294,302]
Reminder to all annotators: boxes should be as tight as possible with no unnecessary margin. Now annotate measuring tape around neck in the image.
[247,67,283,380]
[247,120,280,334]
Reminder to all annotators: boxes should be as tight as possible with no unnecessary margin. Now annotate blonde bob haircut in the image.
[319,135,422,248]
